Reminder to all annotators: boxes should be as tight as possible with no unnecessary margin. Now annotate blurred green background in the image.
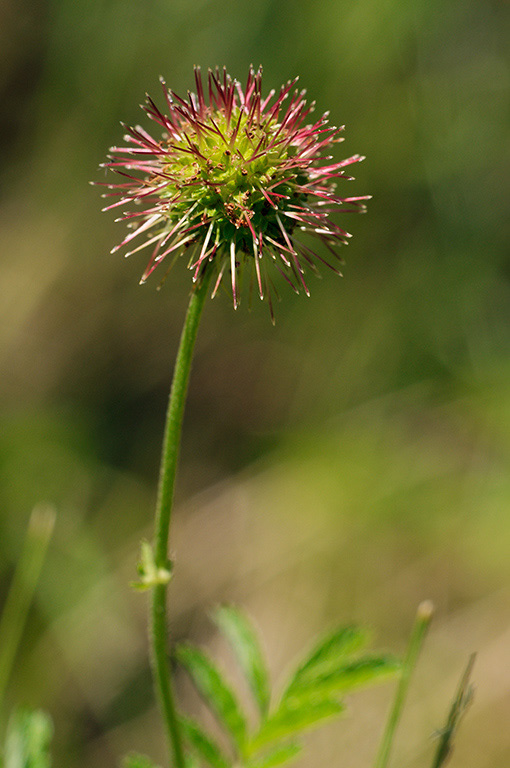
[1,0,509,765]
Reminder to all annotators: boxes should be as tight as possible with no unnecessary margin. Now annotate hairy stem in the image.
[150,278,210,768]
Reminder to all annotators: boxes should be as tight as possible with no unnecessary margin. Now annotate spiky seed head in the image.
[98,66,370,319]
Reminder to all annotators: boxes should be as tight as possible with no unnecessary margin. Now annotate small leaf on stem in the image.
[131,540,173,590]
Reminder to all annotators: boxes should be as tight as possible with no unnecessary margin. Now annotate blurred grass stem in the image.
[431,653,475,768]
[0,505,55,711]
[151,277,210,768]
[374,600,434,768]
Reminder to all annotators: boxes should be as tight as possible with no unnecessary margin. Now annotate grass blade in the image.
[374,600,434,768]
[0,506,56,706]
[431,654,475,768]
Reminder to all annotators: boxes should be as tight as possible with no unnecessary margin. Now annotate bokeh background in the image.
[1,0,509,765]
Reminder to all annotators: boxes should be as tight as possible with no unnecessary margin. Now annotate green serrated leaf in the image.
[213,605,271,717]
[284,626,368,697]
[282,655,400,707]
[176,644,247,755]
[286,655,400,703]
[245,742,302,768]
[179,716,231,768]
[247,699,345,754]
[122,753,160,768]
[4,709,53,768]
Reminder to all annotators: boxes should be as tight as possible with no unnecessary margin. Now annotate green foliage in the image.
[122,754,161,768]
[2,709,53,768]
[244,743,301,768]
[282,625,368,694]
[282,655,399,706]
[0,506,56,706]
[281,625,399,709]
[175,644,247,754]
[176,606,399,768]
[431,655,475,768]
[246,699,345,755]
[131,541,173,591]
[212,606,270,718]
[374,600,434,768]
[179,717,230,768]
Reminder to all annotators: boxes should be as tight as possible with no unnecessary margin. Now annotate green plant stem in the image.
[374,600,434,768]
[150,278,210,768]
[0,504,55,710]
[430,653,475,768]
